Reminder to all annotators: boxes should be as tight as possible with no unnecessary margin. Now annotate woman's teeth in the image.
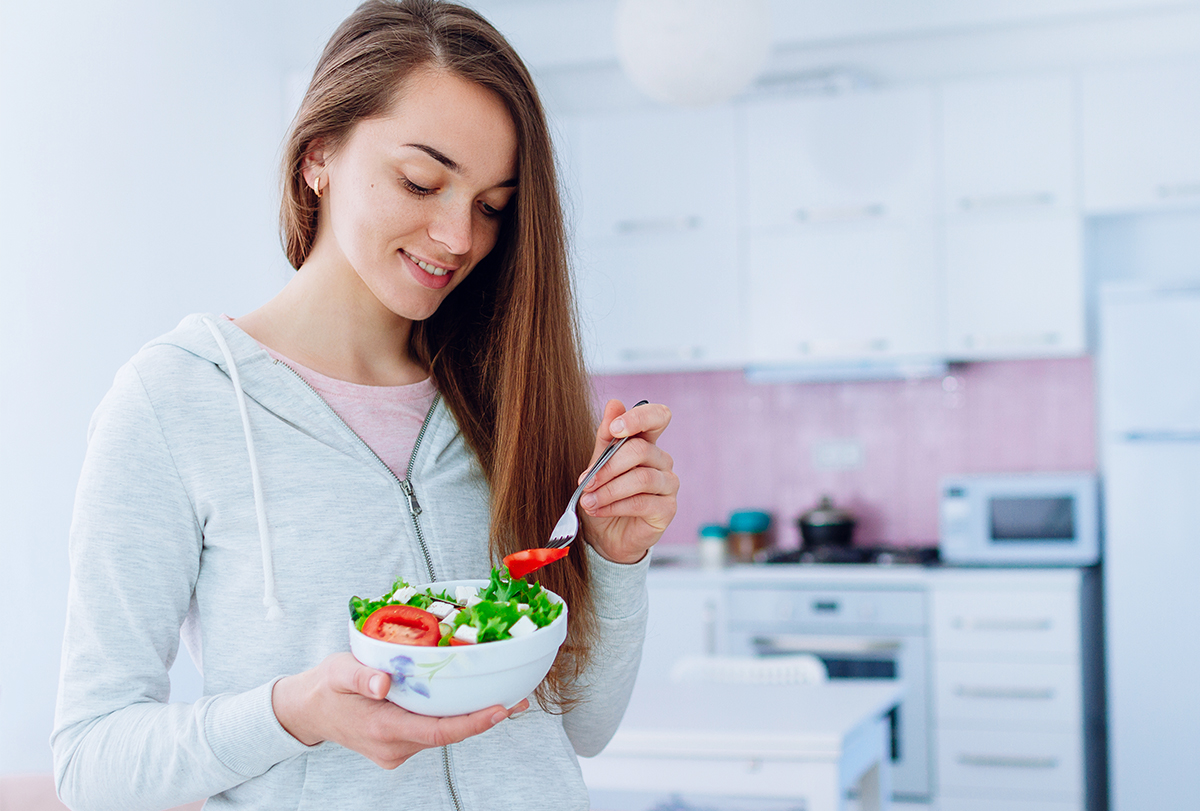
[405,251,449,277]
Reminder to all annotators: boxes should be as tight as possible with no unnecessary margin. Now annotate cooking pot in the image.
[797,496,855,548]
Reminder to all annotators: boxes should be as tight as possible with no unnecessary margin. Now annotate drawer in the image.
[933,590,1078,657]
[727,587,925,632]
[937,727,1082,797]
[935,660,1081,727]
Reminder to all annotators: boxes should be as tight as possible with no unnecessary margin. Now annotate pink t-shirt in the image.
[230,325,435,480]
[267,350,436,480]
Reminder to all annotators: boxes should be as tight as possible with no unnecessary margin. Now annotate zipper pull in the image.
[400,478,422,517]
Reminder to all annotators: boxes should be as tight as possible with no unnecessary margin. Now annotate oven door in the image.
[736,631,931,801]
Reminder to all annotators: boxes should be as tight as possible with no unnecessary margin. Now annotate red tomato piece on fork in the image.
[503,547,570,580]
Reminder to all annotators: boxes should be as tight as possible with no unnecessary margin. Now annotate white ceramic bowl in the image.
[348,578,568,716]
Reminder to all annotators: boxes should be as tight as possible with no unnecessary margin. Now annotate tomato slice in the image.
[361,605,441,646]
[503,546,570,580]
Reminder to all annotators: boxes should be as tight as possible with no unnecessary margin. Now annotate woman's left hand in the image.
[579,400,679,565]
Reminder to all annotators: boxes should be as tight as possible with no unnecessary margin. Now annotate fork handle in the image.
[567,400,649,511]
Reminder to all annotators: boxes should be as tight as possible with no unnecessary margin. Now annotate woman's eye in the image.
[401,177,435,196]
[480,202,503,217]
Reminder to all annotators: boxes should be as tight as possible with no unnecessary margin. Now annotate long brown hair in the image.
[280,0,597,710]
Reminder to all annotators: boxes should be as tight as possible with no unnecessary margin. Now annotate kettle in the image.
[798,496,856,548]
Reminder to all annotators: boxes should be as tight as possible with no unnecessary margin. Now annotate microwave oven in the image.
[939,472,1100,566]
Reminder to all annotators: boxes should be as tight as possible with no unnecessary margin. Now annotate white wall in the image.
[0,0,356,774]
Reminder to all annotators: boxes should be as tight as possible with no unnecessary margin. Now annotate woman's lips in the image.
[401,250,455,290]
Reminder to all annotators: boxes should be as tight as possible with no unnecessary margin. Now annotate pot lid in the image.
[799,496,855,527]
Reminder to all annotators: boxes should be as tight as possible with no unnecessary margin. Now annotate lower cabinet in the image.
[929,569,1101,811]
[636,567,1101,810]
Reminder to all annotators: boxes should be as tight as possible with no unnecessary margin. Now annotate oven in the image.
[724,582,931,802]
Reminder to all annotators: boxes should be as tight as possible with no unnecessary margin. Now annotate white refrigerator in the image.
[1099,282,1200,811]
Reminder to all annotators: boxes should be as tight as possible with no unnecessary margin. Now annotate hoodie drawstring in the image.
[202,317,283,620]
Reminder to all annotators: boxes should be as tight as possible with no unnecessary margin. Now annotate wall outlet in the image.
[811,439,865,470]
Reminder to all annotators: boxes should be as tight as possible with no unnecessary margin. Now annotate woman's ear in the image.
[301,139,329,193]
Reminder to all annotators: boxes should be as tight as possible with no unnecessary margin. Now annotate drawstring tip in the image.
[265,601,284,621]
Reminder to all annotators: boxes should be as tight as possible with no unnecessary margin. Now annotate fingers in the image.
[583,438,674,497]
[328,653,392,700]
[606,400,671,444]
[402,702,524,749]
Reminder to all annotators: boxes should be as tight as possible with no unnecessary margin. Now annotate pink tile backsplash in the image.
[591,358,1095,551]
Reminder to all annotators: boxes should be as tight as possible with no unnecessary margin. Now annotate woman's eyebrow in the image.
[405,142,459,172]
[403,142,518,188]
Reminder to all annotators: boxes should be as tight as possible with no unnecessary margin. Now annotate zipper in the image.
[272,360,440,582]
[273,361,462,808]
[442,747,465,811]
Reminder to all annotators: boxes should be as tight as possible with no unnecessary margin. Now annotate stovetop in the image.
[765,544,940,566]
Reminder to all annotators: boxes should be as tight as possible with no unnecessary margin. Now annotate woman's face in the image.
[306,68,518,323]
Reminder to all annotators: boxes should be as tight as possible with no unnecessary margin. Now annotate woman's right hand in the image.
[271,652,528,769]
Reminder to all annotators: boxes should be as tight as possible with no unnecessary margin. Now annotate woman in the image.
[51,1,678,809]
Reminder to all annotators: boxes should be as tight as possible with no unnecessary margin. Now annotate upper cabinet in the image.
[567,107,744,373]
[938,74,1086,359]
[1081,61,1200,213]
[741,86,941,363]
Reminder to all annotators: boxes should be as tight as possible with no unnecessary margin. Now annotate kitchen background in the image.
[2,0,1199,808]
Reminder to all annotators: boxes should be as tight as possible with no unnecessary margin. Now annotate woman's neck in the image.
[234,261,427,387]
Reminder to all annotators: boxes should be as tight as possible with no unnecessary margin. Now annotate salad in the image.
[350,566,564,647]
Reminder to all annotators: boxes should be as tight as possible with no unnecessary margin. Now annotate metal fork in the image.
[546,400,649,549]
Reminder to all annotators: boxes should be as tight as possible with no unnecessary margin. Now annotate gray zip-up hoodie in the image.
[51,313,649,811]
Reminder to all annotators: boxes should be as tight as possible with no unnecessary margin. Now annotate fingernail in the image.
[578,471,586,485]
[491,711,507,725]
[370,674,388,695]
[509,705,527,716]
[581,494,597,510]
[610,418,626,435]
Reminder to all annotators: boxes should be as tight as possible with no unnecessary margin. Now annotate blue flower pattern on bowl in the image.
[387,652,457,699]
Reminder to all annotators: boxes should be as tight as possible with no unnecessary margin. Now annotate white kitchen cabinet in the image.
[938,74,1086,359]
[1081,60,1200,213]
[741,86,940,363]
[929,569,1097,811]
[566,107,743,373]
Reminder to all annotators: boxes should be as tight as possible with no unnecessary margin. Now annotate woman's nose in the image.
[427,201,473,257]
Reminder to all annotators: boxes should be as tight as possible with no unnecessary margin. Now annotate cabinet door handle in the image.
[1157,182,1200,199]
[952,617,1054,632]
[797,338,891,355]
[614,215,702,235]
[954,685,1056,701]
[957,191,1055,211]
[957,754,1059,770]
[959,332,1063,350]
[616,346,705,362]
[794,203,887,223]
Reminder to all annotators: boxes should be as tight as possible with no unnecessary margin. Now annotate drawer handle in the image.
[957,754,1059,770]
[958,191,1055,211]
[954,685,1055,701]
[952,617,1053,632]
[614,215,702,235]
[794,203,887,223]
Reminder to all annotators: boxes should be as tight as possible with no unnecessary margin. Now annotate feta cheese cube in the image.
[453,624,478,644]
[508,615,538,638]
[465,595,483,608]
[455,586,479,603]
[390,586,417,603]
[428,601,455,619]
